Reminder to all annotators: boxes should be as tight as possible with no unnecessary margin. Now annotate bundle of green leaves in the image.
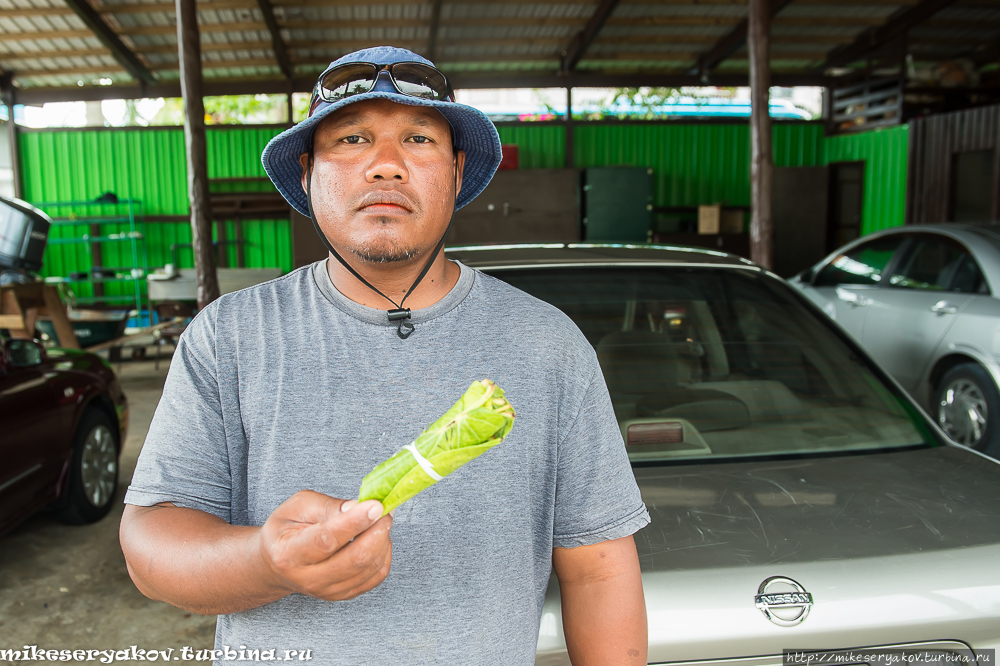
[358,380,516,515]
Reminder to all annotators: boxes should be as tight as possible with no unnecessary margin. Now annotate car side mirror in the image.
[5,339,45,367]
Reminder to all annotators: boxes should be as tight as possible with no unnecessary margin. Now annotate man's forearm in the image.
[120,504,285,615]
[554,536,648,666]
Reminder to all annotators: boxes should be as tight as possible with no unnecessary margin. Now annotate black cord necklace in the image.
[306,151,457,340]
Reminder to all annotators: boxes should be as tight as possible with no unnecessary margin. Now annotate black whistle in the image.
[387,308,411,321]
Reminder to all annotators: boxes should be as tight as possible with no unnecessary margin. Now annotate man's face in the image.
[299,98,465,265]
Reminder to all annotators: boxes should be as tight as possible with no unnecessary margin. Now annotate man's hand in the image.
[259,491,393,601]
[553,535,647,666]
[120,491,393,615]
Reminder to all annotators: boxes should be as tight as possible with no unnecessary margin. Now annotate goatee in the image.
[349,243,418,264]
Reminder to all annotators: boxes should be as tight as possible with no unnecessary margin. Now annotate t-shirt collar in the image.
[311,257,476,326]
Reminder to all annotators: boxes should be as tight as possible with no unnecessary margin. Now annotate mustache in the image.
[354,189,416,213]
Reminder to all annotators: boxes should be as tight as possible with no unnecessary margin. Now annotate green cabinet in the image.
[582,167,654,243]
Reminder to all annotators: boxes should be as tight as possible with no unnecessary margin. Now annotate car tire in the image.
[54,409,120,525]
[934,363,1000,458]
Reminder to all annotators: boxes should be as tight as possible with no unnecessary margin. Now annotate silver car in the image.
[791,225,1000,457]
[445,244,1000,666]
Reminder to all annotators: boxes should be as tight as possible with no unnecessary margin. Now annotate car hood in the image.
[537,446,1000,664]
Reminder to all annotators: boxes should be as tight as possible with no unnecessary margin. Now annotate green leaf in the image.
[357,379,515,515]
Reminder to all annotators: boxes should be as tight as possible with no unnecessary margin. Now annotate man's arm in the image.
[553,535,647,666]
[120,491,393,615]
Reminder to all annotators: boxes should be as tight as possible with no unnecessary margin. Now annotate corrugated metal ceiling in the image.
[1,0,998,94]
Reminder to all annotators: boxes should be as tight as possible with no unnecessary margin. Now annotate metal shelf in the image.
[72,295,141,304]
[34,197,148,320]
[49,216,139,225]
[44,276,142,284]
[47,232,144,245]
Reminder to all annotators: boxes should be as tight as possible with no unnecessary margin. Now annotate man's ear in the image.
[299,152,310,195]
[454,149,466,197]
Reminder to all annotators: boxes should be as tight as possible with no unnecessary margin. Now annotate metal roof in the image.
[1,0,999,102]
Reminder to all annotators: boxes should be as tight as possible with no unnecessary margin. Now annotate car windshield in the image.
[487,265,938,463]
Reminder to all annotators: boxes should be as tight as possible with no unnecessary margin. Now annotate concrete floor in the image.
[0,356,217,663]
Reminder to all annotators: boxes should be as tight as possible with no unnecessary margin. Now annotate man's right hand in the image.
[258,491,393,601]
[120,492,393,615]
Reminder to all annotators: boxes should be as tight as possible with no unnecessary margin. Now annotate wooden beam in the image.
[176,0,220,309]
[926,18,1000,29]
[291,37,565,50]
[61,0,156,85]
[0,30,97,42]
[427,0,444,62]
[95,0,257,12]
[563,50,830,62]
[748,0,772,270]
[13,71,831,105]
[150,57,279,70]
[0,48,111,59]
[254,0,293,79]
[138,41,272,54]
[819,0,959,70]
[15,64,125,76]
[561,0,621,72]
[0,7,75,18]
[121,22,267,35]
[691,0,792,80]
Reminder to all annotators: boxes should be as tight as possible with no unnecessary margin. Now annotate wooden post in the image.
[564,87,574,169]
[748,0,773,270]
[90,222,105,298]
[1,75,23,200]
[176,0,220,310]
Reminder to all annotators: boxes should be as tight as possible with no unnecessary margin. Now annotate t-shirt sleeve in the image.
[123,302,234,522]
[552,363,650,549]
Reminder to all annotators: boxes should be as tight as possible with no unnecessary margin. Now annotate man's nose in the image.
[365,141,409,183]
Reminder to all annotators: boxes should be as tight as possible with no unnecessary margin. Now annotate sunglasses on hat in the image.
[308,62,455,118]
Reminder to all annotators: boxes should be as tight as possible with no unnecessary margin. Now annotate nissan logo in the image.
[755,576,813,626]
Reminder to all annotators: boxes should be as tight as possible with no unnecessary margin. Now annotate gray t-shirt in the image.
[126,259,649,665]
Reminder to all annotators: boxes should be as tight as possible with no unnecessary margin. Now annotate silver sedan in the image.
[791,224,1000,457]
[446,244,1000,666]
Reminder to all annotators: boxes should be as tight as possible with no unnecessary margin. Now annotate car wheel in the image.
[54,409,120,525]
[934,363,1000,458]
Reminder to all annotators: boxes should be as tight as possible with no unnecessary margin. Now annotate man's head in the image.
[261,46,502,249]
[299,99,466,265]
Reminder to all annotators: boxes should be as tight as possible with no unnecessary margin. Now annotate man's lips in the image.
[360,203,409,213]
[356,191,414,213]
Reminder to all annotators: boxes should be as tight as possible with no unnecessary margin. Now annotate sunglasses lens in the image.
[391,63,452,100]
[319,64,378,102]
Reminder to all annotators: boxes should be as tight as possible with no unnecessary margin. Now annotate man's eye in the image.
[342,135,366,144]
[409,135,433,144]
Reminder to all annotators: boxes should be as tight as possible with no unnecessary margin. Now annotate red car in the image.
[0,335,128,536]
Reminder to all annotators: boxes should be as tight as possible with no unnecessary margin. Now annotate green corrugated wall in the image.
[18,126,290,301]
[573,123,825,208]
[822,125,909,236]
[496,124,565,169]
[18,121,908,290]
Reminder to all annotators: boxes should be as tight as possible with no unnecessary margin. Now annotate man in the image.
[120,46,650,665]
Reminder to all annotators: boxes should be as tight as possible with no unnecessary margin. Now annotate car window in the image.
[890,236,988,294]
[813,236,904,287]
[5,339,44,367]
[951,255,990,294]
[488,266,937,463]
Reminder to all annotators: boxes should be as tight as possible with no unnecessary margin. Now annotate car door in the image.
[807,234,907,342]
[861,233,976,392]
[0,340,60,528]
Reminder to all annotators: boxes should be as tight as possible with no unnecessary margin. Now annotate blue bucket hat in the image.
[261,46,502,216]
